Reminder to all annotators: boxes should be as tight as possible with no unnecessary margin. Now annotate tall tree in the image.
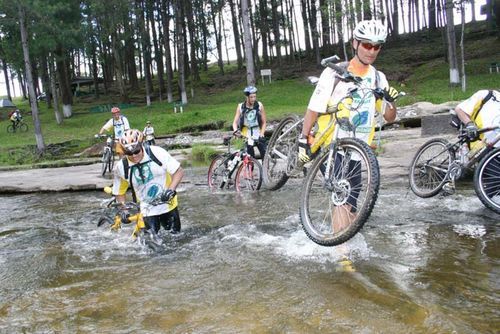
[228,0,243,69]
[242,0,255,85]
[160,0,174,102]
[445,0,460,85]
[18,2,45,152]
[175,0,187,104]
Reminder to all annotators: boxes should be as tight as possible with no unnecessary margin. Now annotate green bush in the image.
[191,144,218,163]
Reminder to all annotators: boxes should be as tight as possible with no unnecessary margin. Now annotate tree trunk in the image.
[242,0,255,85]
[259,0,270,66]
[300,0,312,55]
[445,0,460,85]
[228,0,243,69]
[136,0,153,106]
[111,32,129,103]
[271,0,282,65]
[161,0,174,102]
[210,1,225,75]
[176,0,188,104]
[49,57,63,125]
[18,3,45,152]
[185,0,200,81]
[428,0,437,30]
[55,47,73,118]
[1,58,12,101]
[39,55,52,107]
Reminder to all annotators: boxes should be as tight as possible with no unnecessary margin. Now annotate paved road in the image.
[0,128,453,193]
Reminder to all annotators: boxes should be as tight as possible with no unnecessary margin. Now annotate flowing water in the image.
[0,169,498,333]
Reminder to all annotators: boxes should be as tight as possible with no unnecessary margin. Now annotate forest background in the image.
[0,0,498,166]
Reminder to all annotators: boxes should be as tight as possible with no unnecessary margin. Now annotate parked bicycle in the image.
[97,187,170,250]
[7,119,28,133]
[264,56,404,246]
[207,132,263,192]
[95,134,115,176]
[409,119,500,214]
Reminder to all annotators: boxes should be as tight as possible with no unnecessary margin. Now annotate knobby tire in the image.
[408,138,454,198]
[262,115,302,190]
[235,156,263,192]
[208,155,229,191]
[474,148,500,214]
[299,137,380,246]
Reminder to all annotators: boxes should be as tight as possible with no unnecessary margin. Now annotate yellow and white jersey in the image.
[112,145,181,217]
[457,90,500,147]
[308,63,389,145]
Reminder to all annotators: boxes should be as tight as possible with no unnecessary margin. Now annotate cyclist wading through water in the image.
[112,129,184,244]
[232,85,267,159]
[98,107,130,157]
[298,20,401,233]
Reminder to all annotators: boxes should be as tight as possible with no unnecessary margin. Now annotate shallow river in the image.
[0,169,498,333]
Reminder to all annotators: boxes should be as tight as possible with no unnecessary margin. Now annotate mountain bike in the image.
[299,56,406,246]
[97,187,171,249]
[7,119,28,133]
[96,134,115,176]
[208,132,263,192]
[409,122,500,214]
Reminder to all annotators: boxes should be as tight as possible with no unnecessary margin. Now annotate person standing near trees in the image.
[232,85,267,159]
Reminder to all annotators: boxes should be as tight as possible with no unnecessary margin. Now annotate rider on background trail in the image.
[98,107,130,156]
[112,129,184,239]
[232,85,267,159]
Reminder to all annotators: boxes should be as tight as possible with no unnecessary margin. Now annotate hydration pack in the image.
[239,101,262,129]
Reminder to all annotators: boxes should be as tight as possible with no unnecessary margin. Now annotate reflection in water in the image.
[0,170,498,333]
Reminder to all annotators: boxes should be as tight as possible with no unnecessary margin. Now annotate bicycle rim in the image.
[236,157,263,192]
[409,138,453,198]
[474,149,500,214]
[208,155,228,191]
[263,115,302,190]
[300,138,380,246]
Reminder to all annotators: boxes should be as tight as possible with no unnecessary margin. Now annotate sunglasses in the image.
[360,42,382,51]
[125,147,142,156]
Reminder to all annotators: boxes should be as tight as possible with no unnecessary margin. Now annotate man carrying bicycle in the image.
[112,129,184,238]
[232,85,267,159]
[98,106,130,156]
[297,20,401,231]
[455,89,500,147]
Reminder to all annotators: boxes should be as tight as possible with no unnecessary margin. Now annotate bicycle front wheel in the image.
[300,138,380,246]
[108,150,115,173]
[235,156,263,192]
[408,138,454,198]
[262,115,302,190]
[474,148,500,214]
[19,123,28,132]
[101,150,110,176]
[7,125,15,133]
[208,155,230,191]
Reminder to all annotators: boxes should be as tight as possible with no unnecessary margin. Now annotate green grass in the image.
[0,23,498,166]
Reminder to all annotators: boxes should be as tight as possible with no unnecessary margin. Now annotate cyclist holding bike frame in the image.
[112,129,184,236]
[98,107,130,156]
[10,109,22,128]
[232,86,267,159]
[298,20,401,230]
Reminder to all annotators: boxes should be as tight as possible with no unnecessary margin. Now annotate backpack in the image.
[450,90,494,129]
[238,101,262,129]
[122,144,163,203]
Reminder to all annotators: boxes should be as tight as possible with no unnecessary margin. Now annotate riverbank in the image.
[0,126,456,194]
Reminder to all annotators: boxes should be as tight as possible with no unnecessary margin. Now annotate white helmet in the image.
[353,20,387,44]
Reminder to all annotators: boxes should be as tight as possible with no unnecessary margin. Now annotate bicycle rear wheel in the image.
[235,156,263,192]
[101,150,110,176]
[7,125,14,133]
[19,123,28,132]
[108,150,115,173]
[300,138,380,246]
[474,148,500,214]
[409,138,454,198]
[262,115,302,190]
[208,154,230,191]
